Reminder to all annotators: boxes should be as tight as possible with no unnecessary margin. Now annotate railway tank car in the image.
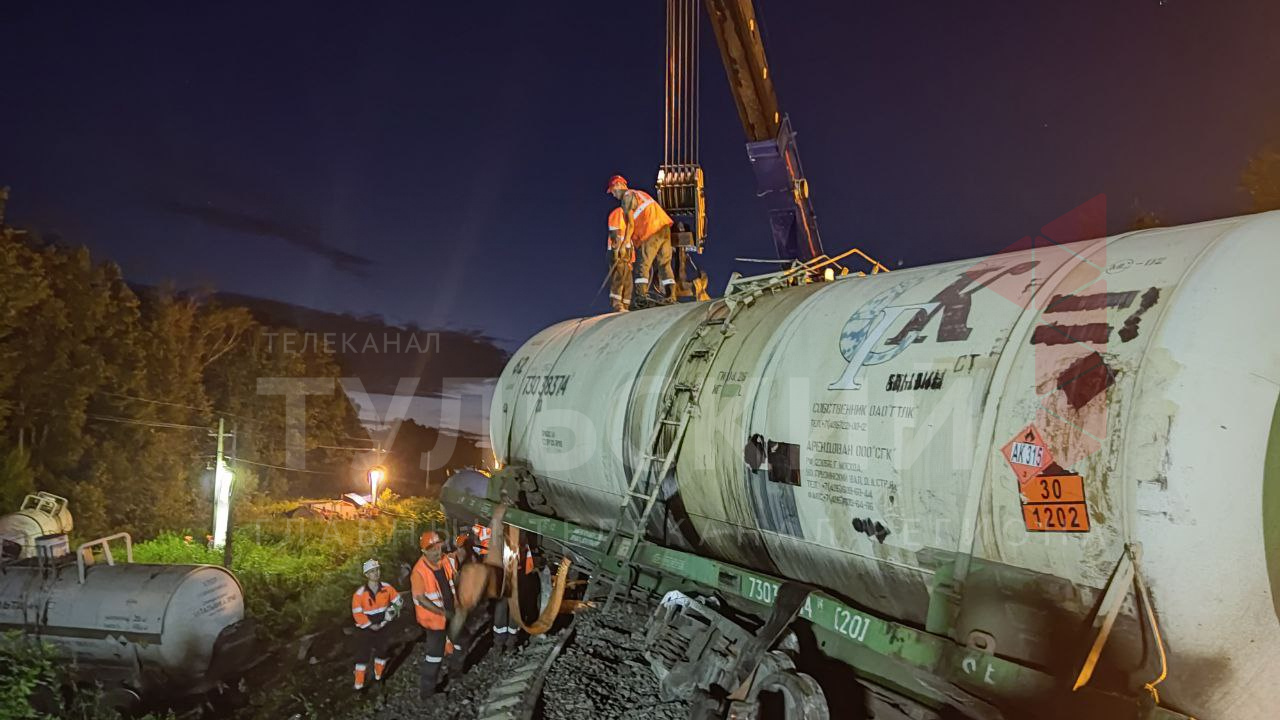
[480,211,1280,718]
[0,533,255,708]
[0,492,73,560]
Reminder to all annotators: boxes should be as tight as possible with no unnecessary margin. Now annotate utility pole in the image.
[223,424,237,569]
[211,418,235,552]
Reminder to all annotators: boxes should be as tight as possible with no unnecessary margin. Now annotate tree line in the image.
[0,225,368,540]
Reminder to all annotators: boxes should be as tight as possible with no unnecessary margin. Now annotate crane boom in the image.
[655,0,831,276]
[704,0,823,260]
[703,0,778,142]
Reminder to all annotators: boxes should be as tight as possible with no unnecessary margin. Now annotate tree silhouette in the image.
[1242,144,1280,212]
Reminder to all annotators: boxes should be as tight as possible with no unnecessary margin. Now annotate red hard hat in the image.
[420,530,443,550]
[606,175,628,193]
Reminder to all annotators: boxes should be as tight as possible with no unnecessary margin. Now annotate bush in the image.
[132,494,445,645]
[0,632,176,720]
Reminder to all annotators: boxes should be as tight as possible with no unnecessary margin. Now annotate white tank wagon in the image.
[0,492,73,560]
[490,212,1280,718]
[0,534,255,707]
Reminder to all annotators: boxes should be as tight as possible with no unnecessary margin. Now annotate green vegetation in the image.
[133,494,444,645]
[0,632,176,720]
[0,201,478,719]
[0,228,367,540]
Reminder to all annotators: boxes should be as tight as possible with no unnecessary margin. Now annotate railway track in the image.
[474,617,578,720]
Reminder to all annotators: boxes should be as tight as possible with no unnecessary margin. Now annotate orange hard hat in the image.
[420,530,443,550]
[606,175,628,193]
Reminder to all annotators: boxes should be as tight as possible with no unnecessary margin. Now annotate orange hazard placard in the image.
[1001,424,1053,484]
[1022,503,1090,532]
[1021,474,1086,504]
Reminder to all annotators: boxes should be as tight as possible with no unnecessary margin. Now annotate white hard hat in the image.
[362,559,380,574]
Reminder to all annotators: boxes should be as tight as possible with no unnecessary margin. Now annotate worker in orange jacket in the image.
[492,529,537,654]
[351,559,401,690]
[411,531,459,703]
[469,522,492,560]
[467,521,513,652]
[607,206,635,312]
[608,175,675,307]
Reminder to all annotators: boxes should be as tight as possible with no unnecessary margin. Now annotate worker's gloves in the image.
[372,621,387,631]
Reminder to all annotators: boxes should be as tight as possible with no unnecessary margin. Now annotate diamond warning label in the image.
[1001,424,1053,484]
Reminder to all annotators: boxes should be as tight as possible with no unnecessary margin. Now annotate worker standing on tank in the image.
[351,559,401,691]
[411,531,458,703]
[606,206,635,312]
[607,175,675,307]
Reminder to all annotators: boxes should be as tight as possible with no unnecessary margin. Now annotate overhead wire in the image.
[84,413,210,431]
[90,388,268,428]
[216,456,335,475]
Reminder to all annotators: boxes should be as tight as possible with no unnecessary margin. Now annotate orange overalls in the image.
[351,582,399,689]
[607,207,634,312]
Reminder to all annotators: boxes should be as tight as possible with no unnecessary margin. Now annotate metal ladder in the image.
[597,299,742,609]
[593,250,890,608]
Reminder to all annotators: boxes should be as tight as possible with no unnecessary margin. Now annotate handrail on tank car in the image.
[725,246,891,296]
[76,532,133,584]
[778,246,889,282]
[21,491,68,516]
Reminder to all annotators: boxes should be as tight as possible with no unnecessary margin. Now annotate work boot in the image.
[419,660,441,704]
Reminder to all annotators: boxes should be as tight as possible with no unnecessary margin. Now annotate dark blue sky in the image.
[2,1,1277,348]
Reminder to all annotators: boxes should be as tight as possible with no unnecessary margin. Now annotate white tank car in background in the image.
[491,211,1280,719]
[0,492,73,560]
[0,533,255,707]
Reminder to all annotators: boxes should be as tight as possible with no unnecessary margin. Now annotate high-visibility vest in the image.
[410,557,457,631]
[608,208,636,261]
[472,524,492,556]
[351,582,400,629]
[625,189,673,243]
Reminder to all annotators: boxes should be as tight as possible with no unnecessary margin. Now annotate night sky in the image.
[2,1,1278,349]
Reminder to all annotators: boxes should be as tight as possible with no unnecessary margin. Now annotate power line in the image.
[93,389,207,413]
[84,413,209,431]
[230,456,335,475]
[93,388,267,427]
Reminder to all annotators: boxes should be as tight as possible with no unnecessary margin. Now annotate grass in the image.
[6,494,447,718]
[132,494,446,645]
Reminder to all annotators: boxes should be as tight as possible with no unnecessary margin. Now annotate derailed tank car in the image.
[0,492,73,560]
[0,533,255,708]
[448,212,1280,719]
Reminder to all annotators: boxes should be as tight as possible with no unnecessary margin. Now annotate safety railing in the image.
[77,532,133,584]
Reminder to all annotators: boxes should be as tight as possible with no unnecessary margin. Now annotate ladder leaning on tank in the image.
[594,249,888,610]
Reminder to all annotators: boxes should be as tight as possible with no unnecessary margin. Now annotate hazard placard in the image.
[1020,474,1086,504]
[1022,503,1090,532]
[1001,424,1053,484]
